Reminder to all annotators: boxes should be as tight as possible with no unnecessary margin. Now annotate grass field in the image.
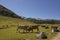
[0,25,58,40]
[0,15,59,40]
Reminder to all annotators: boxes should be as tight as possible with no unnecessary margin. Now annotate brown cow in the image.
[27,25,40,32]
[17,25,29,32]
[17,25,40,33]
[51,25,59,32]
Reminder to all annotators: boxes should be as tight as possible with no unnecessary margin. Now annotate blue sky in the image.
[0,0,60,19]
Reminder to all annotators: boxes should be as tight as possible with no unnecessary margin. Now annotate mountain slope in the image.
[0,5,22,19]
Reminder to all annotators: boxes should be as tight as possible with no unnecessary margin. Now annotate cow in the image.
[17,25,40,33]
[17,25,29,33]
[27,25,40,32]
[51,26,60,32]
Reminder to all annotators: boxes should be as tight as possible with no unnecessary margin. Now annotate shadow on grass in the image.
[0,28,3,29]
[17,31,38,34]
[0,27,10,30]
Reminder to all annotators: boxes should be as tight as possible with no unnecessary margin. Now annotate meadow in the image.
[0,15,59,40]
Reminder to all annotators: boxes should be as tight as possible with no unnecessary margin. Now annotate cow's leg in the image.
[18,29,20,33]
[23,30,25,33]
[37,28,39,32]
[26,30,27,32]
[18,28,20,33]
[32,29,33,32]
[16,28,20,33]
[27,29,30,33]
[16,28,18,33]
[17,28,18,31]
[28,30,31,32]
[23,29,27,33]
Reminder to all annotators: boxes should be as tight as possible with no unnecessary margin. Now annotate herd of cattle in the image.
[17,25,40,32]
[16,25,48,39]
[1,24,60,39]
[16,25,60,39]
[16,24,60,33]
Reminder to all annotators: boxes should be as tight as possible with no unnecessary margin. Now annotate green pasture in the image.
[0,15,59,40]
[0,25,57,40]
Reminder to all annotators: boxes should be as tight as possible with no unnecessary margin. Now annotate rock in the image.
[40,32,47,39]
[36,32,41,39]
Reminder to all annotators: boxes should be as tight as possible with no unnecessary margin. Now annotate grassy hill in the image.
[0,15,35,28]
[0,5,22,19]
[0,15,58,40]
[0,15,36,40]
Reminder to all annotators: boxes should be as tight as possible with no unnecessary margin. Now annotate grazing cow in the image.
[17,25,28,32]
[51,26,59,32]
[17,25,40,33]
[27,25,40,32]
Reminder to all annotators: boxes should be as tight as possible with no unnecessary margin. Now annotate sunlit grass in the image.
[0,25,57,40]
[0,15,59,40]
